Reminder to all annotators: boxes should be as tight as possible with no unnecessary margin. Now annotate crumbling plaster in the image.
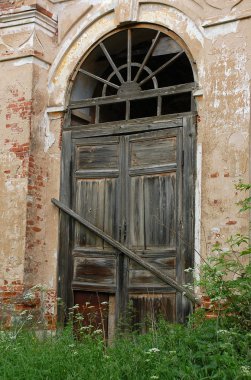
[0,0,250,325]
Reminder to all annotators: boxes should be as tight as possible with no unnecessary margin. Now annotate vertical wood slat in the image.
[58,130,73,322]
[127,29,132,82]
[116,136,129,322]
[175,126,184,323]
[103,178,119,249]
[75,180,105,247]
[176,115,196,322]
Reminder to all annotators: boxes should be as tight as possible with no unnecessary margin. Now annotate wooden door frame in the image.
[57,113,196,324]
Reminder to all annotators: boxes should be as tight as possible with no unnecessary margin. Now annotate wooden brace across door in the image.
[52,198,199,305]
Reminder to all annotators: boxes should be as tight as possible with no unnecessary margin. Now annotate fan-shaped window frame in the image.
[66,24,197,127]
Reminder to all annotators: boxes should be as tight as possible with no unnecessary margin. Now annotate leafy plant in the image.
[195,183,251,331]
[0,319,250,380]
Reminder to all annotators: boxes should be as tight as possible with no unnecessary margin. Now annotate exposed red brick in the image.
[226,220,237,225]
[6,99,32,121]
[10,142,29,160]
[36,4,53,19]
[32,226,41,232]
[210,172,219,178]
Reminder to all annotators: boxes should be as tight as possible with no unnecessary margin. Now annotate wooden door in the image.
[59,116,195,336]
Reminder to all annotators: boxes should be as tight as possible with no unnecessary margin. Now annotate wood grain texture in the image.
[55,114,196,331]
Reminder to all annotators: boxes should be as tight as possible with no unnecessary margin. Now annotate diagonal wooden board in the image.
[52,198,200,305]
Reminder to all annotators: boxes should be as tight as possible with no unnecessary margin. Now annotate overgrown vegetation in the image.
[0,183,250,379]
[194,182,251,331]
[0,319,250,380]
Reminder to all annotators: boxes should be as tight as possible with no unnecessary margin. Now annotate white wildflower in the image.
[147,348,160,353]
[217,330,228,335]
[93,329,102,334]
[184,267,194,273]
[70,304,79,310]
[241,366,251,375]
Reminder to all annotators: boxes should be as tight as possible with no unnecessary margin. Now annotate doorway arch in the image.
[58,25,196,335]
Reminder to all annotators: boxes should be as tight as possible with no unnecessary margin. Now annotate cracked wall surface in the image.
[0,0,250,326]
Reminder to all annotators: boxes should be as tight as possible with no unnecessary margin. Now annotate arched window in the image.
[69,26,195,125]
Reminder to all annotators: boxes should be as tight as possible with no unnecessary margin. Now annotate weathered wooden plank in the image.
[129,176,145,248]
[71,117,183,139]
[130,294,176,331]
[73,256,116,285]
[75,169,119,179]
[129,136,176,168]
[75,179,105,248]
[72,282,117,292]
[129,257,176,287]
[180,115,196,320]
[144,173,176,249]
[52,198,200,304]
[72,248,116,256]
[103,178,119,250]
[57,131,73,322]
[76,142,119,171]
[69,83,196,109]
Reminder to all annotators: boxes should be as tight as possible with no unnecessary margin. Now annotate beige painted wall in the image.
[0,0,250,325]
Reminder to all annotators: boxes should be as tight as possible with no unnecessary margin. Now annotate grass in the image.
[0,319,250,380]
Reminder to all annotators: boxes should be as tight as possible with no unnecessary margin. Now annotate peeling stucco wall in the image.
[0,0,250,326]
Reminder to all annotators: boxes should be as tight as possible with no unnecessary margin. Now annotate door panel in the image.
[129,256,176,288]
[129,134,177,168]
[130,294,176,333]
[75,178,119,249]
[127,129,181,299]
[73,138,120,293]
[73,256,116,286]
[143,173,176,248]
[75,179,105,248]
